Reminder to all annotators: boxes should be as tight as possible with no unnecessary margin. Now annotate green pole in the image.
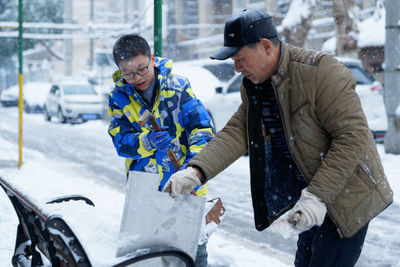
[18,0,23,168]
[154,0,162,56]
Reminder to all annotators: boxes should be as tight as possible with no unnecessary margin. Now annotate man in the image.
[163,9,393,267]
[108,33,214,266]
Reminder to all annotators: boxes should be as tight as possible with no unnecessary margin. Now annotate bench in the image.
[0,176,195,267]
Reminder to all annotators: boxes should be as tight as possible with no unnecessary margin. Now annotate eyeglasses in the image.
[121,60,151,81]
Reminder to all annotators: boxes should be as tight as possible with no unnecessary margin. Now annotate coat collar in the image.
[271,42,290,87]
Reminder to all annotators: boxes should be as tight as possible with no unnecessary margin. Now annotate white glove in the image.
[162,167,202,197]
[288,187,327,232]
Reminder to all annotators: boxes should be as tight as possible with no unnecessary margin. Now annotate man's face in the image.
[118,54,156,91]
[232,40,277,84]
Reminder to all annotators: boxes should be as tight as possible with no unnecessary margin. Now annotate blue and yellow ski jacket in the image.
[108,57,214,195]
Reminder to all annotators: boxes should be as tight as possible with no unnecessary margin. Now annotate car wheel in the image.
[57,107,67,123]
[44,106,51,121]
[24,103,31,113]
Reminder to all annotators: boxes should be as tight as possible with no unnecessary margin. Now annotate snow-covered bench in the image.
[0,176,195,267]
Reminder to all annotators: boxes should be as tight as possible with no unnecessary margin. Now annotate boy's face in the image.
[119,54,156,91]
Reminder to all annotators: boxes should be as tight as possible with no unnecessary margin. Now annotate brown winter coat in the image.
[189,43,393,237]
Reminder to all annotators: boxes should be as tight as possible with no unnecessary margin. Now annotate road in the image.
[1,106,399,266]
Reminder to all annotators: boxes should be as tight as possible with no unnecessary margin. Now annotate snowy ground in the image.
[0,107,399,266]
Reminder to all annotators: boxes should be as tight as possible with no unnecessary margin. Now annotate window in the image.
[63,85,97,95]
[346,65,374,85]
[227,75,243,93]
[50,85,59,94]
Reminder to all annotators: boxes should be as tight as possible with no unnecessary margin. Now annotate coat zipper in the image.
[270,81,347,238]
[359,161,378,184]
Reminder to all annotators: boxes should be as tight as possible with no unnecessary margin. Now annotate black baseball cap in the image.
[210,9,278,60]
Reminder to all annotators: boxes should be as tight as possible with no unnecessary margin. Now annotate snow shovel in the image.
[138,110,225,226]
[118,170,206,263]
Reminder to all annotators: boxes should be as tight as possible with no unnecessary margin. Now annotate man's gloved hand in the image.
[288,187,327,232]
[162,167,202,197]
[143,126,172,152]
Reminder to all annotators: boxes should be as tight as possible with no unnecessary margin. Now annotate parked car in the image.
[201,73,242,132]
[338,57,386,142]
[44,79,103,123]
[0,82,52,113]
[173,62,223,131]
[204,57,387,143]
[0,86,18,107]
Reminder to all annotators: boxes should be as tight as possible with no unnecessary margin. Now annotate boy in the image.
[108,33,214,266]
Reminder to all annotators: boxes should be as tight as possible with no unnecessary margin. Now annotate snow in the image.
[1,2,398,264]
[173,62,222,104]
[322,1,386,53]
[2,82,51,106]
[1,107,399,266]
[279,0,312,30]
[358,3,385,48]
[0,109,293,266]
[321,36,336,54]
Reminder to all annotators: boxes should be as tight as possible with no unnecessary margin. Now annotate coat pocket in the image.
[333,164,373,220]
[356,161,378,189]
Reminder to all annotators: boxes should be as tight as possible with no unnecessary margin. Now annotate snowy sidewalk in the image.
[0,142,291,267]
[1,112,399,266]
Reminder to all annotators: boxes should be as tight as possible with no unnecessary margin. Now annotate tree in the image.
[280,0,318,48]
[332,0,359,56]
[0,0,64,63]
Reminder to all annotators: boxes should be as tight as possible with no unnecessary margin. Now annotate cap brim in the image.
[210,46,241,60]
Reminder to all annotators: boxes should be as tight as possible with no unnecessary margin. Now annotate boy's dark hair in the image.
[112,34,151,67]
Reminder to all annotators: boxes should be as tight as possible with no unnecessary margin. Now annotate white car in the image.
[204,57,387,142]
[44,80,103,123]
[202,73,242,132]
[0,82,52,113]
[172,62,223,131]
[338,57,386,142]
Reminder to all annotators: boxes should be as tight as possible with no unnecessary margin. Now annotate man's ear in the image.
[151,54,156,67]
[260,38,272,55]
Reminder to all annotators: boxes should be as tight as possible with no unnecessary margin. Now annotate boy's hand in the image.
[143,126,172,152]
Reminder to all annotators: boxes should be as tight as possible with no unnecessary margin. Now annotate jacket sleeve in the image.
[308,56,372,204]
[180,80,214,168]
[108,92,155,160]
[188,83,248,181]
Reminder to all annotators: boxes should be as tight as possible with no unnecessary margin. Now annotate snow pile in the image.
[22,82,52,106]
[358,1,385,48]
[2,82,52,106]
[321,36,336,54]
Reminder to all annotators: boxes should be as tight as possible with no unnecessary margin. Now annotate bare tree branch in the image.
[333,0,359,55]
[280,0,318,48]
